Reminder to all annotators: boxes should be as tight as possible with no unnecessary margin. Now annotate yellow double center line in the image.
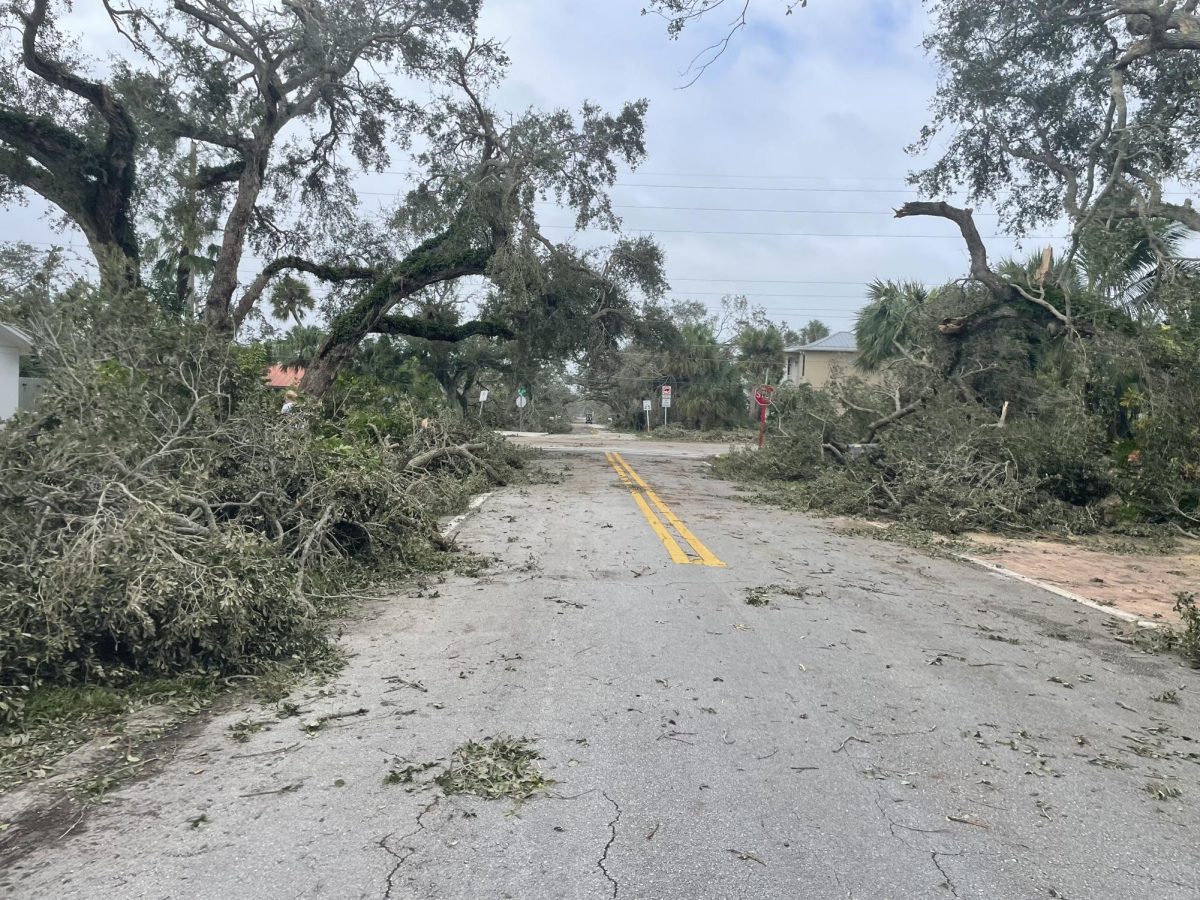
[605,451,725,567]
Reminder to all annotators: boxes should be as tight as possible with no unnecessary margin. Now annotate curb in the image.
[959,554,1167,630]
[440,491,494,538]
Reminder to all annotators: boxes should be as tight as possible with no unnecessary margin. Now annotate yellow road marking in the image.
[631,490,693,564]
[608,452,726,568]
[606,451,634,487]
[605,452,691,564]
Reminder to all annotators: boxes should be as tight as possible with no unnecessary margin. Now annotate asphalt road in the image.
[6,446,1199,899]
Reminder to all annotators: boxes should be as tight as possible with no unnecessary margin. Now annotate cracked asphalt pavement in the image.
[5,446,1200,899]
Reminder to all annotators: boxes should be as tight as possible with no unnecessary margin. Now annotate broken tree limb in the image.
[406,442,488,470]
[405,443,508,485]
[895,202,1012,302]
[859,392,928,445]
[896,202,1073,329]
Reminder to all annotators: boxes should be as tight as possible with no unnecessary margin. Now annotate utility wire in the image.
[538,224,1063,239]
[576,203,1002,216]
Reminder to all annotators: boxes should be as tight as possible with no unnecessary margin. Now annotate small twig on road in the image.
[657,730,697,746]
[790,765,820,772]
[383,677,427,693]
[239,781,304,798]
[727,848,767,866]
[756,749,778,760]
[892,821,949,835]
[58,810,86,840]
[231,742,302,760]
[646,822,661,840]
[869,726,937,738]
[324,711,398,730]
[946,814,990,829]
[545,789,596,801]
[833,736,871,753]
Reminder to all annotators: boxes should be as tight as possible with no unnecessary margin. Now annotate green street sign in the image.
[517,387,528,398]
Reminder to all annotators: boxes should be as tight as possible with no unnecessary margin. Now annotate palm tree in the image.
[268,275,316,328]
[735,323,785,384]
[1076,221,1198,319]
[799,319,830,345]
[272,324,325,368]
[855,280,931,370]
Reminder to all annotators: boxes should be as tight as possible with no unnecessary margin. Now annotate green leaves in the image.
[434,736,553,801]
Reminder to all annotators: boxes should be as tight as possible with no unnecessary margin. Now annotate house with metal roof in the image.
[1,322,33,420]
[782,330,866,389]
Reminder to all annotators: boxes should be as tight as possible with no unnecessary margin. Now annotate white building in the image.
[0,323,33,420]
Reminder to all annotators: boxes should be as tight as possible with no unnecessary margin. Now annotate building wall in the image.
[784,350,863,389]
[0,346,20,420]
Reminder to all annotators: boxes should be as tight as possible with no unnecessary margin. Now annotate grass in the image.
[0,676,219,796]
[0,646,347,798]
[434,736,553,801]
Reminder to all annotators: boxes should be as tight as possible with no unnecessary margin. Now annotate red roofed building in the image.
[265,364,305,389]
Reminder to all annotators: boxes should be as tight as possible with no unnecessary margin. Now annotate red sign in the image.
[661,385,672,397]
[754,385,776,448]
[753,385,775,407]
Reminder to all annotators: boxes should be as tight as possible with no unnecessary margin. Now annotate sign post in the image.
[753,385,776,449]
[516,388,528,430]
[661,385,672,426]
[478,389,489,421]
[642,398,652,432]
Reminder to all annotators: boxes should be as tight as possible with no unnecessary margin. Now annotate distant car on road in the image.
[584,409,594,424]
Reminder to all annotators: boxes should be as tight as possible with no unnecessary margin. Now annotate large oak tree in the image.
[1,1,656,394]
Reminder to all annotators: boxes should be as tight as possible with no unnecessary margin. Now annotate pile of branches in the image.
[0,298,521,724]
[719,389,1103,534]
[716,223,1200,537]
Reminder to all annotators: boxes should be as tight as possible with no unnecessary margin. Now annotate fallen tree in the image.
[0,292,524,725]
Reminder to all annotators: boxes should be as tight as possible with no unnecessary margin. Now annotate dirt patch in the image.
[963,534,1200,623]
[0,707,215,870]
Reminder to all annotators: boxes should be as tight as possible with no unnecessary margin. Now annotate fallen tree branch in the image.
[860,392,928,444]
[406,442,488,471]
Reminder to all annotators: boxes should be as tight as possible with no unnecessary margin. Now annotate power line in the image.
[625,171,912,182]
[612,183,921,194]
[539,224,1062,239]
[374,169,913,182]
[666,292,862,299]
[667,277,929,284]
[598,204,1001,216]
[356,184,917,196]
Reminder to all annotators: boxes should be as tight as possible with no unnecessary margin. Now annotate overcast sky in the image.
[1,0,1064,336]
